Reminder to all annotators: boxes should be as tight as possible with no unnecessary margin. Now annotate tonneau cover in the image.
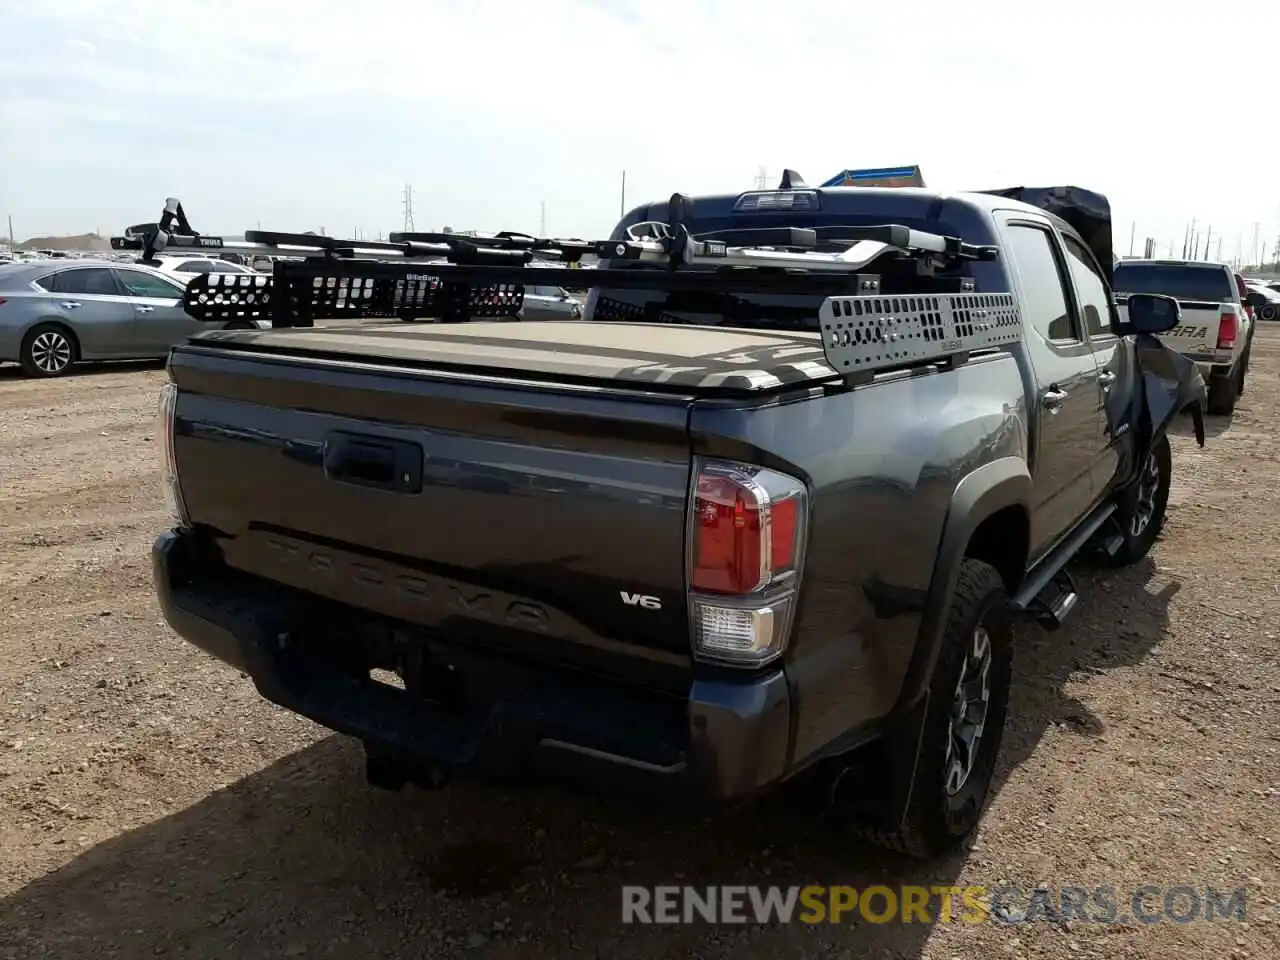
[191,320,838,394]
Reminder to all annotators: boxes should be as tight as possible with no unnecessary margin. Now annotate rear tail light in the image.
[1217,312,1239,350]
[0,297,7,306]
[687,459,808,666]
[158,380,190,528]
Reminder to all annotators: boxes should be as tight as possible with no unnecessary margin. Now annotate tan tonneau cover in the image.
[192,320,839,392]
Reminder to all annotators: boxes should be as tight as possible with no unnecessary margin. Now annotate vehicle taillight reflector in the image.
[691,468,804,595]
[687,460,808,667]
[158,380,190,529]
[1218,312,1238,349]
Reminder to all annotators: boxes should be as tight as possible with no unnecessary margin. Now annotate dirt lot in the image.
[1,333,1278,960]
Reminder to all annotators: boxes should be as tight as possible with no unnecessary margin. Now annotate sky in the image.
[2,0,1279,263]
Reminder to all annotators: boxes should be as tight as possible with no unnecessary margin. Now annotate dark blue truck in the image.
[124,178,1206,858]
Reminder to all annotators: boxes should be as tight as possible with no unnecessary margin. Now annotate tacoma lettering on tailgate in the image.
[260,535,553,632]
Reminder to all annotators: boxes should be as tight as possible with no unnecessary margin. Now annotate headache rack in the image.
[112,193,1020,386]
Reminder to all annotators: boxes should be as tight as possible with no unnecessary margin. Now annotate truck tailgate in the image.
[167,347,698,693]
[1117,297,1229,363]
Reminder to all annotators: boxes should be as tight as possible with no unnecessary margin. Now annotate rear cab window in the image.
[1111,263,1233,303]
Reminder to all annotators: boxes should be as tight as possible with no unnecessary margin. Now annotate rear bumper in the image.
[153,530,792,807]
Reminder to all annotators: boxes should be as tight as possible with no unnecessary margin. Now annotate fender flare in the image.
[891,456,1032,718]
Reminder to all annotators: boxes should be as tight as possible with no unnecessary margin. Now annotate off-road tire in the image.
[1206,366,1239,416]
[20,323,79,378]
[1098,433,1172,568]
[853,559,1013,859]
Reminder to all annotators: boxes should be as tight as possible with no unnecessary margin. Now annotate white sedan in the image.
[152,255,258,282]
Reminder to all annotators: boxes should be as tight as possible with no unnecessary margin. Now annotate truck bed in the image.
[189,319,839,396]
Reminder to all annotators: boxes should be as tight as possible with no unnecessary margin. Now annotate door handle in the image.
[1042,388,1069,411]
[60,301,81,309]
[1097,371,1116,386]
[136,305,154,313]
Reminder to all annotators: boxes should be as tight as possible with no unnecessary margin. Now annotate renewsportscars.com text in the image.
[621,884,1248,925]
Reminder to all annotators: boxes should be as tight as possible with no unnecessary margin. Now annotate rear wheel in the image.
[1206,366,1238,416]
[1099,433,1172,567]
[846,559,1013,858]
[20,323,78,378]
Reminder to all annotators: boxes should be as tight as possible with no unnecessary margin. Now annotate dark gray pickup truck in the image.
[131,179,1206,858]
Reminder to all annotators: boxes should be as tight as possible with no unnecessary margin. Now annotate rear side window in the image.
[41,268,120,295]
[1112,263,1233,302]
[174,260,216,273]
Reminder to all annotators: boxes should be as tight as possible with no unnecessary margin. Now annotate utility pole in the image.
[402,184,416,233]
[6,214,13,251]
[1203,224,1212,261]
[1252,222,1261,267]
[540,200,546,237]
[755,166,768,189]
[1128,221,1136,257]
[619,170,627,218]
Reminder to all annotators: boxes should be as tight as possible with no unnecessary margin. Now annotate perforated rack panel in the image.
[818,292,1020,379]
[182,272,526,323]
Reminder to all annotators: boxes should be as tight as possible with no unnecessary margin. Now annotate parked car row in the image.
[0,260,268,377]
[1243,278,1280,321]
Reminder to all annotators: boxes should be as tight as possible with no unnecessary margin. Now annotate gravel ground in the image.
[0,333,1278,960]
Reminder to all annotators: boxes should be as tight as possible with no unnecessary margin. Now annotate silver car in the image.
[518,282,584,321]
[0,260,266,377]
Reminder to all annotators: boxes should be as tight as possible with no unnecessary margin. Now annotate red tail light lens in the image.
[687,460,808,666]
[0,297,7,306]
[691,464,805,595]
[1217,312,1238,349]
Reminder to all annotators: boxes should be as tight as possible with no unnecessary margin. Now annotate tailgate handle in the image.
[323,432,423,494]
